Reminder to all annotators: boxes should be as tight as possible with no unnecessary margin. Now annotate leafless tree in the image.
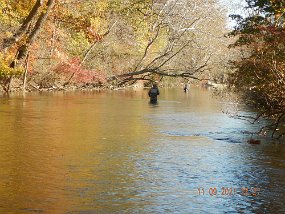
[104,0,230,86]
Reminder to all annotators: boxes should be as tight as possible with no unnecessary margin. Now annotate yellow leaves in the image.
[270,0,285,14]
[96,0,109,15]
[0,1,19,26]
[90,17,108,35]
[0,54,24,77]
[4,31,13,38]
[0,0,35,23]
[9,0,37,17]
[66,32,90,56]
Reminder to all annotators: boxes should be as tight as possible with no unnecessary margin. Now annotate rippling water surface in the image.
[0,88,285,213]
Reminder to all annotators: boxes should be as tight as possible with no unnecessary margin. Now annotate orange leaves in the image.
[87,27,104,42]
[54,57,107,84]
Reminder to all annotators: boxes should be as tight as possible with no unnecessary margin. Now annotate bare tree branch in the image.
[80,21,117,65]
[133,25,161,71]
[271,112,285,138]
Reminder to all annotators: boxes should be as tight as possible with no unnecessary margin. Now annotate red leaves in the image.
[54,57,106,84]
[87,27,104,42]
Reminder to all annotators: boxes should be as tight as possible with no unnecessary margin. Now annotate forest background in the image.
[0,0,230,92]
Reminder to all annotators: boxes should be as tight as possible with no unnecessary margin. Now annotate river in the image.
[0,87,285,213]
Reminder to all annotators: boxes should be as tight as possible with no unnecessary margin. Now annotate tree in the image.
[88,0,229,86]
[0,0,32,92]
[0,0,229,92]
[0,0,55,92]
[229,0,285,138]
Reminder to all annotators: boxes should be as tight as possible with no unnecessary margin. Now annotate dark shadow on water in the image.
[149,100,158,106]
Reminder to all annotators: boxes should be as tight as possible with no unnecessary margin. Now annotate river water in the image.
[0,87,285,213]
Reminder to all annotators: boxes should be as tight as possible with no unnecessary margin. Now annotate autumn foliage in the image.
[54,57,106,84]
[0,0,229,92]
[229,0,285,137]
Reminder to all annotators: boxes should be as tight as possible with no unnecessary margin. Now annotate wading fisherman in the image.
[184,83,189,93]
[148,82,160,103]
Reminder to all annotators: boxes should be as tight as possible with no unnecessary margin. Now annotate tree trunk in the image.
[23,53,30,92]
[2,76,13,93]
[2,0,45,50]
[13,0,55,66]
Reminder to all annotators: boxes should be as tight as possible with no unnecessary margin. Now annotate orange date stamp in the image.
[196,187,261,196]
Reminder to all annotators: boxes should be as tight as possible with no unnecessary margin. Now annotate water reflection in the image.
[0,88,285,213]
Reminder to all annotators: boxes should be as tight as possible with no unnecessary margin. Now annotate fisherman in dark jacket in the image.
[148,82,160,103]
[184,83,189,93]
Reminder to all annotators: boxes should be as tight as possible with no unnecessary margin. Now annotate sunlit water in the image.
[0,87,285,213]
